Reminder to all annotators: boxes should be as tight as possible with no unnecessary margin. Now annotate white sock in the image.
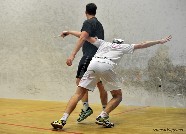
[99,111,109,118]
[60,113,69,121]
[82,102,89,111]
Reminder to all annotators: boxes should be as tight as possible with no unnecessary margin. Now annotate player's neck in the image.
[87,15,95,20]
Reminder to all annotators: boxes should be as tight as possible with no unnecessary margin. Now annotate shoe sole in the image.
[103,123,114,128]
[51,123,63,129]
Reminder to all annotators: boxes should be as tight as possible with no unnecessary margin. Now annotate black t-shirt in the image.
[81,17,104,57]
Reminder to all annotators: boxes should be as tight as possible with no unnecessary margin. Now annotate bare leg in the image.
[95,89,122,128]
[76,78,89,103]
[77,79,108,109]
[76,78,92,122]
[65,86,87,114]
[104,89,122,114]
[51,86,87,129]
[81,91,89,102]
[97,82,108,107]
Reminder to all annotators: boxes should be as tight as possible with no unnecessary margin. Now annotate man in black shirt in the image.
[64,3,108,122]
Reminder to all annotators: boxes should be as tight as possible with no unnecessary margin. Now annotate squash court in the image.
[0,98,185,134]
[1,0,186,134]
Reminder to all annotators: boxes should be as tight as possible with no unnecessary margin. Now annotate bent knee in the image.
[116,94,122,102]
[111,89,122,101]
[75,86,88,101]
[114,94,122,103]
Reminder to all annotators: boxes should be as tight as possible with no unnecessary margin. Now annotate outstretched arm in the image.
[134,35,172,50]
[61,30,103,66]
[61,30,97,43]
[61,31,81,38]
[65,31,89,66]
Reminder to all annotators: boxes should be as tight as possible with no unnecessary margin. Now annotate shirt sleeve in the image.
[122,44,135,54]
[81,20,92,35]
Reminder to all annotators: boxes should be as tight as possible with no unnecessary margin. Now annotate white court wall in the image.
[0,0,185,107]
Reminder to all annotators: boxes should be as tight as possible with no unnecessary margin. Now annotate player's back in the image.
[93,40,134,65]
[82,17,104,57]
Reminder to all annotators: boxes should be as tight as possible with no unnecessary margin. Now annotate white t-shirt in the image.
[92,39,134,65]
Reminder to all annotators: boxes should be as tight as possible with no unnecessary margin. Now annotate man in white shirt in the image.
[51,32,172,129]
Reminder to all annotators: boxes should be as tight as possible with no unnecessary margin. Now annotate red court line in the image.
[0,122,83,134]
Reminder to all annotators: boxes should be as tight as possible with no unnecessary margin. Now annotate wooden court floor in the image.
[0,98,185,134]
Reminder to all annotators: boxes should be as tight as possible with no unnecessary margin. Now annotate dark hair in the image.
[86,3,97,15]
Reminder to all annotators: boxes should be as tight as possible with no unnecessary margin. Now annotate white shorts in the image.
[78,60,122,91]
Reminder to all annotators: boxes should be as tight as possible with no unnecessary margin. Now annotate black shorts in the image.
[76,56,92,78]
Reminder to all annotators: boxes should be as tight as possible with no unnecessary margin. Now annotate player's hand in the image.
[66,55,75,66]
[61,31,69,38]
[159,35,172,44]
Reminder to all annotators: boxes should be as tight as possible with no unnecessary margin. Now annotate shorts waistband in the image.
[94,56,112,61]
[93,57,114,65]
